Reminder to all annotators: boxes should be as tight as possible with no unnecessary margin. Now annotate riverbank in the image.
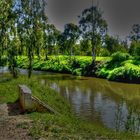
[0,74,140,139]
[15,52,140,83]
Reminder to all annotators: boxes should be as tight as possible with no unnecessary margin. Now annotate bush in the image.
[101,52,131,70]
[72,68,82,76]
[96,67,110,78]
[107,63,140,82]
[111,52,130,63]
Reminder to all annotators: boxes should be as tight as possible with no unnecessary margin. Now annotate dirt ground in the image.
[0,103,33,140]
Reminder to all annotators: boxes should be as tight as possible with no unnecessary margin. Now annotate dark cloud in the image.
[47,0,140,38]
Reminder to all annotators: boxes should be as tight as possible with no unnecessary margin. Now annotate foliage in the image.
[0,56,7,66]
[45,24,61,59]
[111,52,131,63]
[129,41,140,57]
[79,6,108,62]
[129,24,140,41]
[62,23,80,56]
[97,47,110,56]
[97,51,140,83]
[16,56,109,76]
[105,35,128,54]
[108,63,140,82]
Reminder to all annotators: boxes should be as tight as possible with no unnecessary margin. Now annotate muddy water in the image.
[40,74,140,132]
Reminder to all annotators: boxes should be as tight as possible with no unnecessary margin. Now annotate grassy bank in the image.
[0,74,140,139]
[15,53,140,83]
[16,55,110,76]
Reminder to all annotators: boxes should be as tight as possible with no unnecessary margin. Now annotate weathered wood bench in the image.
[18,85,58,114]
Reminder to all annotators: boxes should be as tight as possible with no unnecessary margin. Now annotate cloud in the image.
[46,0,140,38]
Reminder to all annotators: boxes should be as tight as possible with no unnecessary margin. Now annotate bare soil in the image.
[0,103,33,140]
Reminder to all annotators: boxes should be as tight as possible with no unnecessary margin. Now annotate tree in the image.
[0,0,15,66]
[80,39,92,55]
[57,33,66,55]
[8,28,19,78]
[79,6,107,66]
[62,23,80,56]
[20,0,47,78]
[45,24,61,59]
[129,41,140,56]
[0,0,19,78]
[105,35,119,53]
[129,24,140,57]
[129,24,140,42]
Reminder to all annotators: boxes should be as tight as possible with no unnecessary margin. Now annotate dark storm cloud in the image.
[47,0,140,38]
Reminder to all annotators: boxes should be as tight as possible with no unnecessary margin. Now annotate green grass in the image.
[0,74,140,139]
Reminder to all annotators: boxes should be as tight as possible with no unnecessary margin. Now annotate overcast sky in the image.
[46,0,140,38]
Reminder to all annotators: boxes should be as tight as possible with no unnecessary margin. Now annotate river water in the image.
[1,67,140,132]
[40,74,140,132]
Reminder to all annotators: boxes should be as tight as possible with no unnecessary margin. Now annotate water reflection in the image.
[40,74,140,133]
[0,67,9,74]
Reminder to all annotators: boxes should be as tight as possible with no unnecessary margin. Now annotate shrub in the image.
[111,52,130,63]
[72,68,82,76]
[107,63,140,82]
[96,67,110,78]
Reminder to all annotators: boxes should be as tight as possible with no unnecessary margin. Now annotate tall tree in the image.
[79,6,107,66]
[63,23,80,56]
[105,35,120,53]
[8,27,19,78]
[0,0,15,65]
[45,24,60,59]
[0,0,19,78]
[20,0,47,78]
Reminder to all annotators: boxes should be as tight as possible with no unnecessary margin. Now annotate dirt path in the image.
[0,103,33,140]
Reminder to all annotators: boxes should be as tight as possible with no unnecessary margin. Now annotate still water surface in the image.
[40,74,140,132]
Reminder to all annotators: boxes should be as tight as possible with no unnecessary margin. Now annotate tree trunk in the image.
[28,55,32,78]
[91,39,96,67]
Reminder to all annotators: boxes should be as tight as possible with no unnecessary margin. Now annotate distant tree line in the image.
[0,0,140,78]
